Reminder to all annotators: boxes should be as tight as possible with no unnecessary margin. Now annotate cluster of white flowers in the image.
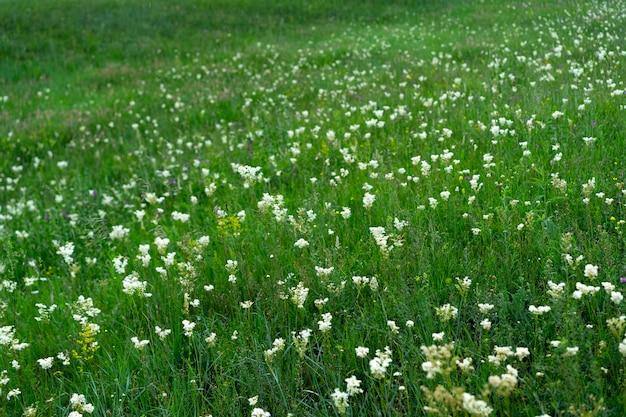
[478,303,494,313]
[351,275,378,291]
[314,266,334,278]
[264,337,286,363]
[71,295,101,324]
[602,282,624,304]
[293,238,309,249]
[182,320,196,337]
[289,282,309,308]
[250,408,270,417]
[355,346,370,358]
[161,252,176,267]
[619,337,626,357]
[584,263,598,280]
[551,172,567,192]
[461,392,493,416]
[387,320,400,334]
[4,2,626,414]
[369,226,391,255]
[68,393,94,416]
[37,357,54,370]
[171,211,190,222]
[144,192,164,205]
[455,276,472,295]
[231,163,264,188]
[34,303,57,322]
[331,375,363,415]
[225,259,238,283]
[435,304,458,322]
[56,242,75,264]
[421,343,455,379]
[331,389,349,415]
[122,272,152,297]
[362,192,376,209]
[131,337,150,350]
[135,244,151,267]
[155,326,172,340]
[563,253,584,269]
[488,365,519,396]
[369,226,403,257]
[528,305,551,315]
[487,345,529,366]
[293,328,312,358]
[257,193,287,222]
[113,255,128,274]
[318,312,333,333]
[109,225,130,240]
[369,346,392,379]
[205,332,217,347]
[572,282,600,299]
[154,236,170,254]
[547,281,566,299]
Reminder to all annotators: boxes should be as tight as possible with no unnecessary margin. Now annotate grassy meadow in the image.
[1,0,626,415]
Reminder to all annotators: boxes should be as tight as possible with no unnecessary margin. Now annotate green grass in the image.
[1,0,626,416]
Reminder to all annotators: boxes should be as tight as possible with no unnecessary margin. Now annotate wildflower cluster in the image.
[1,0,626,415]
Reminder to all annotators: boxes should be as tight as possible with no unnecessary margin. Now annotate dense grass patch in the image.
[0,0,626,416]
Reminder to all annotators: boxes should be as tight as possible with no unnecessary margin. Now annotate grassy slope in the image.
[0,0,625,416]
[0,0,462,173]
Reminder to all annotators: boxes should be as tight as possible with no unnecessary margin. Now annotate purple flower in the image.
[620,277,626,284]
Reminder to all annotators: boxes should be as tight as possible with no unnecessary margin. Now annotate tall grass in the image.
[0,0,625,416]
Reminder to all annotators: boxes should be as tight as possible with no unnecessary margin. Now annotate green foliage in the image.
[0,0,625,416]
